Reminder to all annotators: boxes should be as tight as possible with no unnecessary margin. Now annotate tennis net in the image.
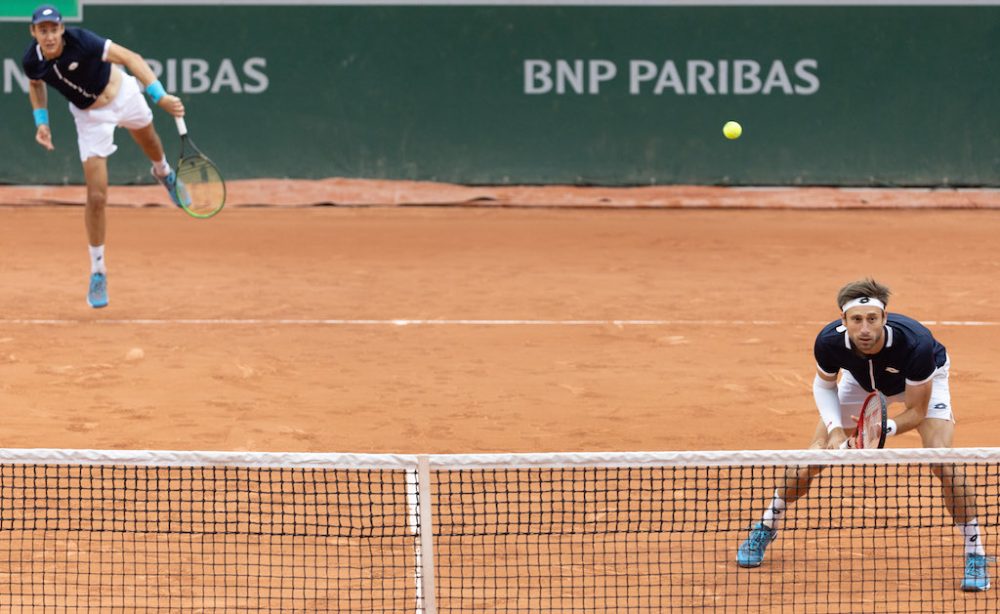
[0,447,997,612]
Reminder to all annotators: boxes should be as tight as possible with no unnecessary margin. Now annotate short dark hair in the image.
[837,277,890,311]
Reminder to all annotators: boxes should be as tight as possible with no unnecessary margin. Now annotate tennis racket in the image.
[852,390,889,449]
[174,116,226,219]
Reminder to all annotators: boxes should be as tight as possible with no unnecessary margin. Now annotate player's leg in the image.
[82,156,109,308]
[755,372,866,525]
[736,419,828,568]
[920,420,971,520]
[918,364,991,591]
[129,122,165,164]
[71,98,120,308]
[130,122,187,207]
[922,419,990,591]
[737,373,868,567]
[775,419,829,506]
[117,73,186,207]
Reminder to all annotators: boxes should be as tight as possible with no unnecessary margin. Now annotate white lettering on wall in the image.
[524,59,552,94]
[794,59,820,95]
[211,59,242,93]
[733,59,761,94]
[4,58,29,93]
[143,57,270,94]
[242,58,269,93]
[183,58,211,93]
[588,59,616,95]
[527,58,820,96]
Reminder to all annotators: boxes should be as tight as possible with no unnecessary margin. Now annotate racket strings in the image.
[858,395,886,449]
[177,157,225,217]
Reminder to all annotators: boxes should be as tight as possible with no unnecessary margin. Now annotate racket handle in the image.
[175,116,188,136]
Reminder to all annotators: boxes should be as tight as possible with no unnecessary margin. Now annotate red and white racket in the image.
[852,390,888,449]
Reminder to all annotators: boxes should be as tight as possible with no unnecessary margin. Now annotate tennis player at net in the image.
[736,278,991,591]
[21,4,187,308]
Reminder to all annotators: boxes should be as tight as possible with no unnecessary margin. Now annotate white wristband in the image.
[813,374,841,432]
[885,418,897,437]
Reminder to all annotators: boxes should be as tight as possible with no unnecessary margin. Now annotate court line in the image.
[1,319,997,326]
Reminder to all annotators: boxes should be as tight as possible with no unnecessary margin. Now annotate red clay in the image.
[1,198,998,454]
[2,187,999,611]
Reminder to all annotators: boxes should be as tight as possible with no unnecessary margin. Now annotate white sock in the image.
[762,492,786,531]
[88,244,106,274]
[957,519,986,556]
[152,156,171,178]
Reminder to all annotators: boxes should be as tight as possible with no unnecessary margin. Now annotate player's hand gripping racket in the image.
[174,116,226,219]
[852,390,889,449]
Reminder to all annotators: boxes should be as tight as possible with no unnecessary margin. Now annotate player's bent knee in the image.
[918,418,954,448]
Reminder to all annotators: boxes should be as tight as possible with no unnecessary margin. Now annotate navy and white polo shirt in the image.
[23,27,113,110]
[814,313,948,396]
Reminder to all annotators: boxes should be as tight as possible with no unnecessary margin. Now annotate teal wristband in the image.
[145,80,166,103]
[33,108,48,127]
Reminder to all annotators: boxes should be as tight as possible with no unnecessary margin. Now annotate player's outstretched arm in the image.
[105,42,185,118]
[28,79,54,151]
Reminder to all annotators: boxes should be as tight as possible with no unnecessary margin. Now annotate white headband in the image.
[841,296,886,312]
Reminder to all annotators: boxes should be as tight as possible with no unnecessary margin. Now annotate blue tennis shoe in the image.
[87,272,108,309]
[151,167,191,208]
[961,553,992,592]
[737,522,777,568]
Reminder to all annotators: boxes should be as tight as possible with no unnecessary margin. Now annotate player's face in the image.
[30,22,65,59]
[842,306,886,355]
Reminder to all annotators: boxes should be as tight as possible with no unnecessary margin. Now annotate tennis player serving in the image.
[736,278,991,591]
[22,4,188,308]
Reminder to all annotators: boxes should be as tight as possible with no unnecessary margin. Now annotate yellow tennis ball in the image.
[723,120,742,140]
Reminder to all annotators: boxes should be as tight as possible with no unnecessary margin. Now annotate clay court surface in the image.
[2,184,1000,454]
[1,184,1000,611]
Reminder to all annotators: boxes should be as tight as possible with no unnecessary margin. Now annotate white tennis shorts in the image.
[837,358,954,425]
[69,70,154,162]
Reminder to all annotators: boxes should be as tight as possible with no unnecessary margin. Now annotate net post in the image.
[416,455,438,614]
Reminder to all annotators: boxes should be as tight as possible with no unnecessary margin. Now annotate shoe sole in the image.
[736,558,763,568]
[961,582,990,592]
